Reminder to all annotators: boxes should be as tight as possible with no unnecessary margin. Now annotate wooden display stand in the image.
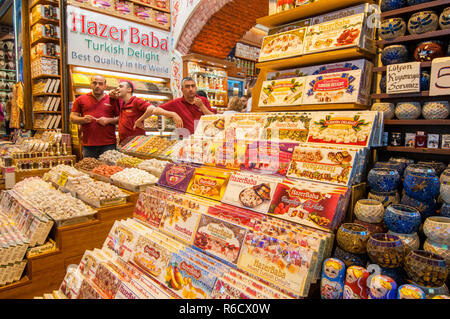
[0,192,139,299]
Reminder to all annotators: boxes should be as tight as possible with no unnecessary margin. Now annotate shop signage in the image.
[386,62,420,94]
[429,57,450,96]
[66,5,171,77]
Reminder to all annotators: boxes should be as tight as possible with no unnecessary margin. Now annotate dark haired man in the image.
[69,75,119,158]
[133,77,216,135]
[110,80,183,143]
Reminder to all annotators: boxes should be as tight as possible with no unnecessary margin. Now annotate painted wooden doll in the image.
[343,266,369,299]
[321,258,346,299]
[368,275,397,299]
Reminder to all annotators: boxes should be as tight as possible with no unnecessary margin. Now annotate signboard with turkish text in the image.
[66,5,171,78]
[429,57,450,96]
[386,62,420,94]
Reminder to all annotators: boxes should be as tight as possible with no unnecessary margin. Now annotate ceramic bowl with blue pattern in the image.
[421,71,430,91]
[384,204,421,234]
[439,7,450,30]
[381,0,406,12]
[381,45,409,66]
[380,18,406,40]
[368,168,401,192]
[374,161,405,176]
[414,40,445,62]
[401,194,437,221]
[379,74,386,93]
[408,11,439,34]
[404,173,440,201]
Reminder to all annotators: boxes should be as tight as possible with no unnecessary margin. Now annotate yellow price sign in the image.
[165,149,173,156]
[149,148,158,154]
[57,171,69,187]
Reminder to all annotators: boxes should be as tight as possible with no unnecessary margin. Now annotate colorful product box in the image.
[186,167,231,201]
[159,202,202,245]
[193,213,247,266]
[259,28,306,62]
[260,112,311,144]
[224,113,267,141]
[194,114,226,141]
[157,163,196,192]
[259,77,306,107]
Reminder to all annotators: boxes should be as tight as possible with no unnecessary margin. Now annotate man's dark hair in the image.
[197,90,207,98]
[122,80,134,94]
[181,77,196,88]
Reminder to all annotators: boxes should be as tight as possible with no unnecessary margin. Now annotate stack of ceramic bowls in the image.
[402,164,440,221]
[333,223,370,268]
[354,199,387,235]
[384,204,421,253]
[422,216,450,272]
[440,168,450,218]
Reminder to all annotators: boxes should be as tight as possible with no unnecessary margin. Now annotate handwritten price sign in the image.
[429,57,450,96]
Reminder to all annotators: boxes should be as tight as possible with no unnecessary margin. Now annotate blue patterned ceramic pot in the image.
[420,71,430,91]
[379,74,386,93]
[401,194,437,221]
[418,161,446,176]
[404,173,440,201]
[368,168,401,192]
[405,164,436,177]
[374,161,405,176]
[381,45,409,66]
[441,203,450,217]
[384,204,421,234]
[380,18,406,39]
[414,40,445,62]
[439,7,450,30]
[408,11,439,34]
[368,190,400,208]
[381,0,406,12]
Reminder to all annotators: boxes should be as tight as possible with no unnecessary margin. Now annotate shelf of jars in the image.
[380,0,450,19]
[384,119,450,125]
[385,146,450,155]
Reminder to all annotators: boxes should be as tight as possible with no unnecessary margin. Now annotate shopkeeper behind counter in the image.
[69,75,119,158]
[133,77,217,136]
[110,80,183,143]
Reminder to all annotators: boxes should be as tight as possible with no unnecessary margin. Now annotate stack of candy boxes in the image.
[321,160,450,299]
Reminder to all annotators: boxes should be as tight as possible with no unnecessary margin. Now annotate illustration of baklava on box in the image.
[259,28,306,62]
[258,77,306,107]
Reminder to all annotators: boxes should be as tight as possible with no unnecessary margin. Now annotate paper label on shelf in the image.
[429,57,450,96]
[386,62,420,94]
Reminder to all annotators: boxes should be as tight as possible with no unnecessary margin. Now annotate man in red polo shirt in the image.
[133,77,216,135]
[69,75,119,158]
[110,80,183,143]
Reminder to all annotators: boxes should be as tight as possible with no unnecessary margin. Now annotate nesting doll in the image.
[368,275,397,299]
[321,258,346,299]
[343,266,369,299]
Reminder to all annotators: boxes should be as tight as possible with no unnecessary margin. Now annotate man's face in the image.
[182,80,197,100]
[240,96,248,106]
[91,76,106,95]
[117,82,131,98]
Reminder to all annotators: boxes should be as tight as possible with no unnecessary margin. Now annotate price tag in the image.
[57,171,69,187]
[149,148,158,154]
[165,149,173,156]
[386,62,420,94]
[429,57,450,96]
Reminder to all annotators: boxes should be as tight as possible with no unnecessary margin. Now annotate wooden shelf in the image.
[31,36,60,47]
[256,47,375,71]
[32,92,61,97]
[373,61,432,72]
[257,0,374,28]
[377,29,450,46]
[381,0,450,18]
[372,91,450,99]
[33,110,61,114]
[128,0,171,13]
[30,17,60,28]
[384,119,450,125]
[29,0,59,10]
[386,146,450,155]
[31,74,61,80]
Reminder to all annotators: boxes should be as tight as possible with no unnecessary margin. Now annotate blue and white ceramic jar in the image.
[408,11,439,34]
[401,194,437,221]
[384,204,421,234]
[381,0,406,12]
[381,45,409,66]
[404,172,440,201]
[380,18,406,40]
[368,168,401,192]
[439,7,450,30]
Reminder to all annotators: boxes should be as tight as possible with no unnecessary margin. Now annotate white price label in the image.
[429,57,450,96]
[386,62,420,94]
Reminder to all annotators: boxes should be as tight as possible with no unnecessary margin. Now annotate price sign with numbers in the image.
[429,57,450,96]
[57,171,69,187]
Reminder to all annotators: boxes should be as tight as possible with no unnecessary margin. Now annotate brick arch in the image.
[176,0,268,59]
